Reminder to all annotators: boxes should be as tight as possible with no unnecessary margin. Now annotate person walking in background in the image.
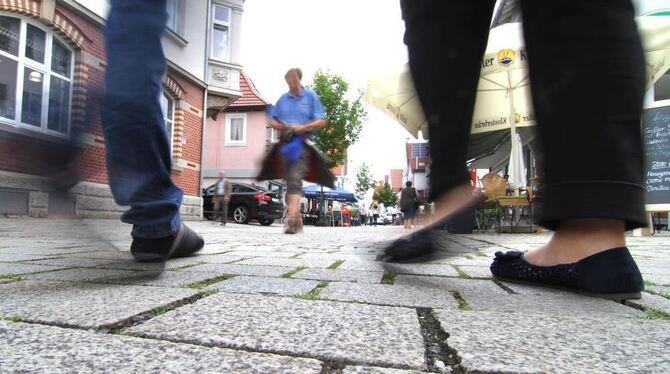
[101,0,203,262]
[261,68,331,234]
[213,171,232,226]
[370,201,380,226]
[385,0,646,300]
[359,202,368,227]
[399,181,418,229]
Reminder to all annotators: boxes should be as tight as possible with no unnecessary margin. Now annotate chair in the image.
[475,173,506,232]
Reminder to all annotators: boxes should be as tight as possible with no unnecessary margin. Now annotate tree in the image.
[373,182,399,208]
[354,163,375,196]
[309,70,367,168]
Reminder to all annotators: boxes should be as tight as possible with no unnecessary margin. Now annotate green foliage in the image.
[354,163,376,195]
[373,182,398,208]
[309,70,367,168]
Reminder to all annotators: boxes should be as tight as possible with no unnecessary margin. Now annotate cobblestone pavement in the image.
[1,217,669,373]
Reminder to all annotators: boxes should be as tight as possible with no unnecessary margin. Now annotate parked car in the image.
[202,182,284,226]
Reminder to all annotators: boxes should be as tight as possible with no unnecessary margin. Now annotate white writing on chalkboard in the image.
[643,105,670,205]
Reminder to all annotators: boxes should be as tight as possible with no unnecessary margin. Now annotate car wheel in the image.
[233,205,249,224]
[259,218,274,226]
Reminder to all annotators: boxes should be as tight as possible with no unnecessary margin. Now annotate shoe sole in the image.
[493,276,641,301]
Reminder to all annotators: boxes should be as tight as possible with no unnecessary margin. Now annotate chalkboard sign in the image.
[643,103,670,210]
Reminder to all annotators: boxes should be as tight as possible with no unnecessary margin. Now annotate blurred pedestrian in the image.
[213,171,232,226]
[259,68,333,234]
[370,201,380,226]
[99,0,204,262]
[399,181,418,229]
[385,0,645,300]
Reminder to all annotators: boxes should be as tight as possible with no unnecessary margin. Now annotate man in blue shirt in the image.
[269,68,327,234]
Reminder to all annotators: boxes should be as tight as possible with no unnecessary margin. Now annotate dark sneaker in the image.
[131,223,204,262]
[490,247,644,300]
[383,228,440,263]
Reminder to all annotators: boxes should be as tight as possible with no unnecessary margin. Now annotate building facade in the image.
[0,0,244,219]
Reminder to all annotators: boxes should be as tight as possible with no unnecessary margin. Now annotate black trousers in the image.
[401,0,647,230]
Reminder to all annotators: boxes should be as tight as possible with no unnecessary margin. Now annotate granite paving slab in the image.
[225,250,298,258]
[180,263,293,277]
[169,254,244,266]
[128,292,426,369]
[28,257,169,272]
[319,282,459,309]
[463,292,643,317]
[382,263,460,277]
[0,263,69,277]
[455,265,493,278]
[625,292,670,315]
[0,254,56,262]
[435,310,670,373]
[292,269,383,284]
[0,321,322,373]
[643,273,670,286]
[394,275,508,298]
[342,366,425,374]
[338,260,385,272]
[236,257,335,268]
[208,276,320,296]
[0,280,198,329]
[647,285,670,297]
[25,268,223,288]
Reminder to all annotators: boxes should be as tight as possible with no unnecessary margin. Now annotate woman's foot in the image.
[490,219,643,299]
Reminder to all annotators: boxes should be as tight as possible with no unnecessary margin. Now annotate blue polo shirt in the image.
[271,87,326,126]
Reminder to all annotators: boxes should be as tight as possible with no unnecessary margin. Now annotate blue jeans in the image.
[101,0,182,239]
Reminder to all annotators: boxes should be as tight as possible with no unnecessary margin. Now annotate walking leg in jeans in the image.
[101,0,203,262]
[491,0,645,298]
[384,0,496,261]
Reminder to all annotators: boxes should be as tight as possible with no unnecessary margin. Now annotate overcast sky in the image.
[75,0,415,182]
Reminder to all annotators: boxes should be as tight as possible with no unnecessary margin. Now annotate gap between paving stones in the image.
[416,308,465,374]
[622,299,670,320]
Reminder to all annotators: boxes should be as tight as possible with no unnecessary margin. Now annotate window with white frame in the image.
[160,91,175,153]
[166,0,182,34]
[211,4,231,61]
[654,68,670,103]
[225,112,246,146]
[0,15,73,136]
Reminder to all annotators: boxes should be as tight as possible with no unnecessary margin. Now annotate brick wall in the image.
[0,3,205,201]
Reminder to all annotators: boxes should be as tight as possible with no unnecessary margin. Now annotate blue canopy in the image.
[303,184,359,203]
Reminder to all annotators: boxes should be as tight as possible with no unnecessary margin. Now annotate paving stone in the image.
[128,292,426,369]
[434,310,670,373]
[394,275,508,298]
[319,282,459,309]
[298,253,379,261]
[382,263,460,277]
[463,292,643,317]
[343,366,426,374]
[181,263,293,277]
[643,273,670,286]
[293,269,383,284]
[0,280,198,329]
[208,276,320,296]
[225,250,297,258]
[25,268,223,288]
[455,265,492,278]
[236,257,335,268]
[0,254,56,262]
[28,257,169,272]
[625,292,670,315]
[647,285,670,297]
[172,254,245,265]
[338,260,385,272]
[0,321,322,373]
[0,263,68,276]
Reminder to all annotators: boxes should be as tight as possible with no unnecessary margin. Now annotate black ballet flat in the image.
[490,247,644,300]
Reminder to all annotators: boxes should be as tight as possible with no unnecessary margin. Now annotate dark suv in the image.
[203,182,284,226]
